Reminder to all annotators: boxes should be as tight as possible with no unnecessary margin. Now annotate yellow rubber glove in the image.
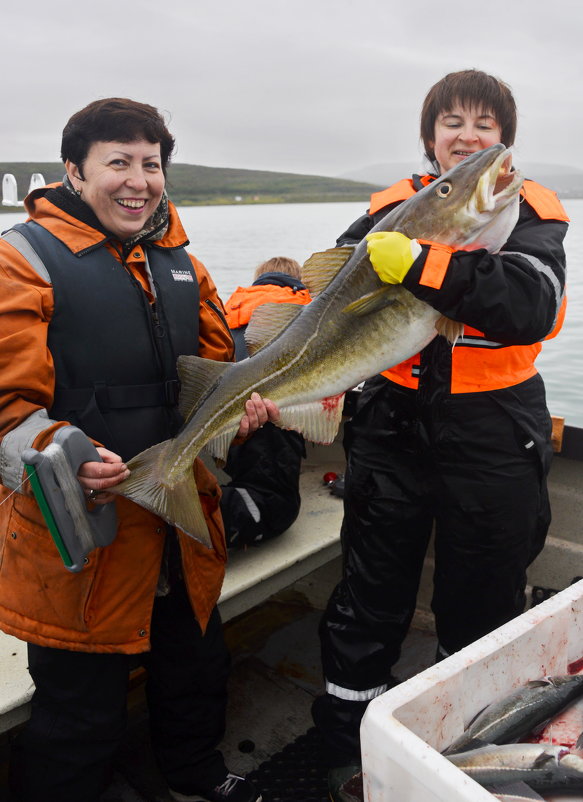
[366,231,422,284]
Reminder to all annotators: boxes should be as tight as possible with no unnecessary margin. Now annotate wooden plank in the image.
[552,415,565,453]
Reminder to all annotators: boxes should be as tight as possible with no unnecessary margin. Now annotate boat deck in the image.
[0,555,437,802]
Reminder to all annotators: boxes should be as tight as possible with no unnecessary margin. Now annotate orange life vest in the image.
[370,177,569,393]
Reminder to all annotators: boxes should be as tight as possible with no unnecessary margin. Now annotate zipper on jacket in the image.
[205,298,235,353]
[112,243,167,375]
[205,298,229,329]
[151,303,165,339]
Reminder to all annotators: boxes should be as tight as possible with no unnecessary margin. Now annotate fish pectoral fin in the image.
[532,749,561,768]
[176,355,232,421]
[113,441,212,548]
[278,394,345,445]
[245,302,304,356]
[341,286,398,317]
[301,246,355,298]
[435,315,464,345]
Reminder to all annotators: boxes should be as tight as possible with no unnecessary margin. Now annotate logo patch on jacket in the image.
[171,269,194,282]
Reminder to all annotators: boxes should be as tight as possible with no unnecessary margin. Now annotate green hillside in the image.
[1,162,380,210]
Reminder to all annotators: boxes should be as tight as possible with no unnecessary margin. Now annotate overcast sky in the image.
[3,0,582,177]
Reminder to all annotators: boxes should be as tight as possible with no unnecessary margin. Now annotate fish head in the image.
[384,143,523,254]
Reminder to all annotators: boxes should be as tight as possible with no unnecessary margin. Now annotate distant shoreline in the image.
[2,193,581,215]
[2,158,581,213]
[0,198,376,214]
[0,161,380,211]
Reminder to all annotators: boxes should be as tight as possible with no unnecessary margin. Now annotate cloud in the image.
[2,0,582,175]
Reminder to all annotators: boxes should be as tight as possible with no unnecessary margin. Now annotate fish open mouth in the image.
[474,148,523,214]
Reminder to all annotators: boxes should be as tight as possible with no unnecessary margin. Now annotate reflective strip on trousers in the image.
[325,680,389,702]
[234,487,261,523]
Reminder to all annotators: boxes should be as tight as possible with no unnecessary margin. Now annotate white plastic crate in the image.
[361,579,583,801]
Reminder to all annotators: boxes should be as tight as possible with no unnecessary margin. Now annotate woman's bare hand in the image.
[236,392,280,440]
[77,447,130,504]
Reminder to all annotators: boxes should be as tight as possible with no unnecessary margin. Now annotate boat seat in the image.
[0,438,345,735]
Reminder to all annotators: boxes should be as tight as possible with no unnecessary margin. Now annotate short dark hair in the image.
[420,70,517,165]
[61,97,175,177]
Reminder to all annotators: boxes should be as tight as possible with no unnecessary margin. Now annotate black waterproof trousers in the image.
[314,374,552,767]
[9,582,231,802]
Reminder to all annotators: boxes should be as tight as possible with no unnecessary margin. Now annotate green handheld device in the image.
[22,427,118,572]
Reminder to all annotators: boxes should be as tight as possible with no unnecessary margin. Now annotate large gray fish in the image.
[447,742,570,788]
[113,144,522,546]
[445,675,583,756]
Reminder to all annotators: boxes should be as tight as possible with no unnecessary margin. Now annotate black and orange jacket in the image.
[337,174,569,394]
[225,272,311,361]
[0,185,234,652]
[225,272,311,330]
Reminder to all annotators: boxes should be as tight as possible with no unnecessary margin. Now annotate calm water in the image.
[2,199,581,426]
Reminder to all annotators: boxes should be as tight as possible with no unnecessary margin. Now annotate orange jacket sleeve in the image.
[190,254,235,363]
[0,241,57,442]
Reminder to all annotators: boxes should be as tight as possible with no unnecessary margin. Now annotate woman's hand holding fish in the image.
[77,447,131,504]
[236,392,280,440]
[366,231,422,284]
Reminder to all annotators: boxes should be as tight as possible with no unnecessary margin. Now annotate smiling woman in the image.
[59,97,175,245]
[0,97,268,802]
[65,140,166,242]
[311,69,569,802]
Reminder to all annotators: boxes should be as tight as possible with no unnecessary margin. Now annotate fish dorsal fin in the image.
[342,286,397,317]
[301,246,355,298]
[176,355,231,421]
[245,302,304,356]
[277,394,345,445]
[465,705,489,729]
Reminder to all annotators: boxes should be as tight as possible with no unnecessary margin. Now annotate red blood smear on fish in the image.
[321,395,343,414]
[526,667,583,749]
[569,657,583,674]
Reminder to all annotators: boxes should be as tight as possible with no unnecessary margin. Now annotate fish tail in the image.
[113,440,212,549]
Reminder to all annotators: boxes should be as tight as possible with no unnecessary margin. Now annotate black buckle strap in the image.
[164,379,180,406]
[54,380,180,410]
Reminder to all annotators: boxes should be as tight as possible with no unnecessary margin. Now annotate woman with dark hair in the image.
[0,97,273,802]
[312,70,569,802]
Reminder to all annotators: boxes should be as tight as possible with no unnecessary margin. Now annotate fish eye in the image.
[436,182,452,198]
